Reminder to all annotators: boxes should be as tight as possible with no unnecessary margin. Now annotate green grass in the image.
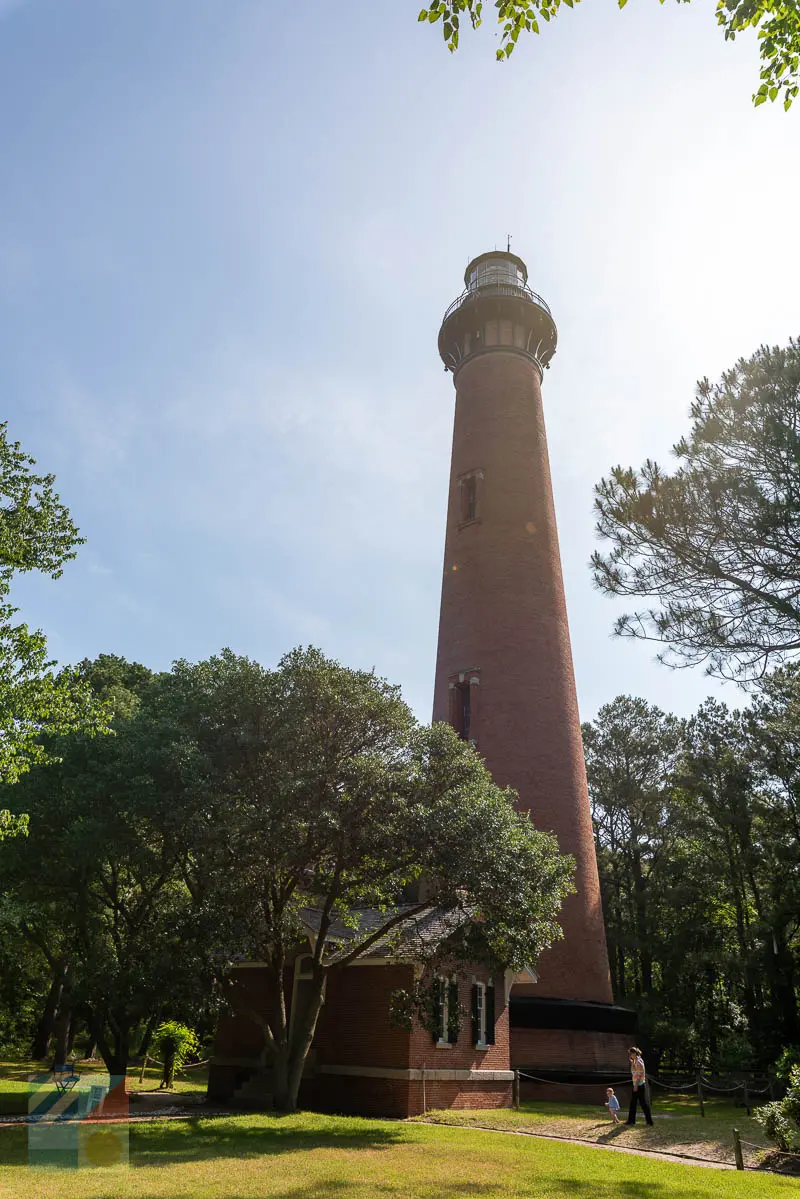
[0,1059,208,1115]
[0,1111,796,1198]
[417,1097,774,1168]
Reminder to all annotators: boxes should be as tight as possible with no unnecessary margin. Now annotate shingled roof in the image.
[299,904,472,963]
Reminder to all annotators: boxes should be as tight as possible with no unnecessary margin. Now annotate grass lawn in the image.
[0,1112,797,1199]
[0,1059,208,1115]
[417,1096,774,1168]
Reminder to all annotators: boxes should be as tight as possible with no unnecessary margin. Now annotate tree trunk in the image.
[66,1014,79,1058]
[273,969,327,1113]
[138,1013,159,1060]
[616,942,626,999]
[631,853,652,994]
[89,1010,130,1087]
[52,1003,72,1066]
[161,1047,176,1090]
[31,963,66,1059]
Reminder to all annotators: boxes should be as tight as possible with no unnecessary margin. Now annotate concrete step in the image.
[233,1072,274,1110]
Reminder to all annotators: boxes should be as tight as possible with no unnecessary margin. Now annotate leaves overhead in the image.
[418,0,800,109]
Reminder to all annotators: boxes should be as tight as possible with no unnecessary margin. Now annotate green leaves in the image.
[418,0,800,108]
[592,338,800,682]
[0,423,107,797]
[0,809,29,840]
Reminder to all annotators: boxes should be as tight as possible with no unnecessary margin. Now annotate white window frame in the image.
[436,974,454,1049]
[475,980,487,1049]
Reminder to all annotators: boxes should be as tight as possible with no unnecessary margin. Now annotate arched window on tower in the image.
[458,469,484,526]
[449,670,480,744]
[457,681,471,741]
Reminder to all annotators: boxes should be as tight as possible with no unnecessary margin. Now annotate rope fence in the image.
[739,1138,800,1157]
[516,1070,772,1097]
[137,1055,212,1083]
[517,1072,631,1087]
[515,1067,777,1120]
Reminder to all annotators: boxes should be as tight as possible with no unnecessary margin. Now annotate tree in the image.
[0,655,216,1079]
[0,422,106,831]
[164,647,574,1112]
[419,0,800,109]
[583,696,682,1000]
[592,339,800,684]
[583,694,770,1072]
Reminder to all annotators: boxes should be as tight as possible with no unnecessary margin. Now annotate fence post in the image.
[513,1070,520,1111]
[768,1075,775,1102]
[743,1081,750,1116]
[139,1054,149,1084]
[696,1072,705,1118]
[733,1128,744,1171]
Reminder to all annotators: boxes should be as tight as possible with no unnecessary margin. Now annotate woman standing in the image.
[626,1046,654,1125]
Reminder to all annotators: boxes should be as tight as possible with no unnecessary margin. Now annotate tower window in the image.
[464,477,477,522]
[457,682,471,741]
[458,470,483,526]
[449,670,479,743]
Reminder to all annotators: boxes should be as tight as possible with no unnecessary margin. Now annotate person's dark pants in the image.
[627,1084,653,1125]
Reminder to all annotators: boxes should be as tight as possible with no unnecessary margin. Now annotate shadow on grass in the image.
[545,1184,719,1197]
[128,1114,412,1167]
[595,1124,628,1144]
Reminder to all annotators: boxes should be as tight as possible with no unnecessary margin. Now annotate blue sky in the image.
[2,0,799,723]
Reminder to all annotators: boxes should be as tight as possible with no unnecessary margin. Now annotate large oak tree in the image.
[157,646,575,1112]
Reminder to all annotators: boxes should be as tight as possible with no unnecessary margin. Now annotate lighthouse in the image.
[433,250,634,1086]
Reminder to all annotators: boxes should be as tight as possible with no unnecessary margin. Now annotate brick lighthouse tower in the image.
[433,249,634,1085]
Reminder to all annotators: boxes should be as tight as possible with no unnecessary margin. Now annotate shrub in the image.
[150,1021,199,1090]
[775,1046,800,1081]
[755,1065,800,1152]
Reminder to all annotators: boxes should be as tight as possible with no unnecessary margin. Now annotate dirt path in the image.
[417,1119,738,1170]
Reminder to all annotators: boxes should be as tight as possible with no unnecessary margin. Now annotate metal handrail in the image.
[441,281,553,325]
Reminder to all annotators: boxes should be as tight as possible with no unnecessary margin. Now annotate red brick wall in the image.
[511,1028,632,1073]
[520,1080,622,1106]
[432,348,612,1005]
[512,1028,634,1106]
[303,1077,512,1119]
[313,964,414,1070]
[213,967,271,1060]
[303,965,514,1116]
[302,1075,413,1119]
[410,1080,512,1115]
[409,972,510,1071]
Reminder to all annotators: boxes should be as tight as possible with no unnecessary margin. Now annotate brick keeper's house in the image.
[208,905,536,1117]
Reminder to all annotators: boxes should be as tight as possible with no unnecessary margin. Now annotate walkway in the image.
[418,1118,738,1170]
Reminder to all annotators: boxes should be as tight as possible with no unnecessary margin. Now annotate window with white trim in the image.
[472,979,496,1048]
[474,982,486,1046]
[434,975,459,1047]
